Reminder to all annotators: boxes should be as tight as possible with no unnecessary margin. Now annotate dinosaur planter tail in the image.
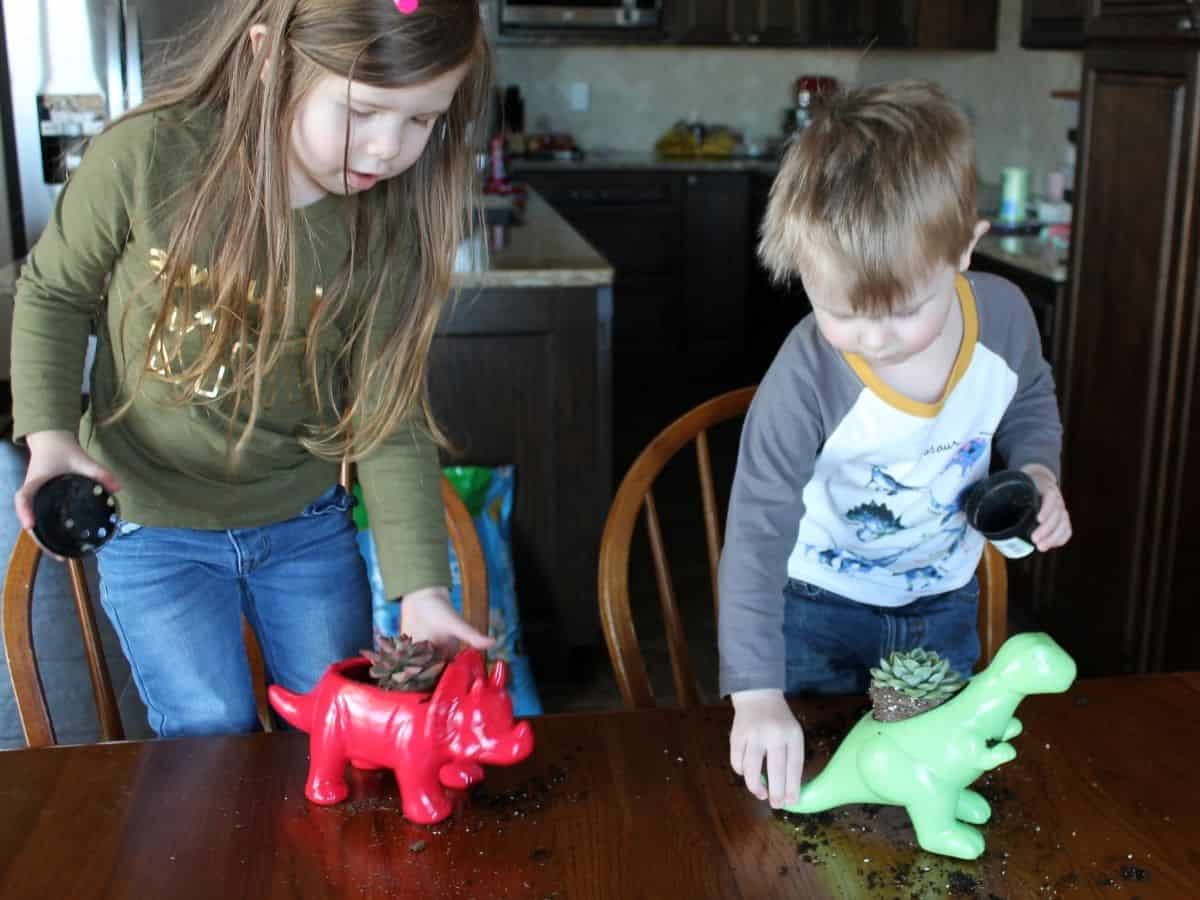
[785,632,1077,860]
[269,649,534,824]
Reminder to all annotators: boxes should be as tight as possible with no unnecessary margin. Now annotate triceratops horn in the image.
[489,659,509,688]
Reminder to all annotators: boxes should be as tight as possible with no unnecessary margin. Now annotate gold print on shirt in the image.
[146,249,317,405]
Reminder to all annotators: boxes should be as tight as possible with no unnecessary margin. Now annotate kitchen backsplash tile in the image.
[496,45,858,156]
[858,0,1081,199]
[496,0,1080,196]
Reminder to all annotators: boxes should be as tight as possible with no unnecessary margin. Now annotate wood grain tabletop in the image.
[1,673,1196,898]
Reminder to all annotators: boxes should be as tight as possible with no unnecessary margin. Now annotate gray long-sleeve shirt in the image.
[718,272,1062,696]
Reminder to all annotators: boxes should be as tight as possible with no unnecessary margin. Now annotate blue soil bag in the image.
[354,465,542,717]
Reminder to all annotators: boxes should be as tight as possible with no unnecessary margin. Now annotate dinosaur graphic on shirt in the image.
[943,437,989,476]
[867,465,920,496]
[845,501,905,542]
[810,544,907,574]
[899,564,944,591]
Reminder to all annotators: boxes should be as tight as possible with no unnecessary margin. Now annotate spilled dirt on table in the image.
[769,704,1158,899]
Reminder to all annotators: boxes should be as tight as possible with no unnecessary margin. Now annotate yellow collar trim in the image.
[844,274,978,419]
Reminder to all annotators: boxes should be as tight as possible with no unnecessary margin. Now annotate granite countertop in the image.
[0,193,612,296]
[453,189,613,289]
[512,151,780,175]
[974,233,1069,284]
[513,160,1069,286]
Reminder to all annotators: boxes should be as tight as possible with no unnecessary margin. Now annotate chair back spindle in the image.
[599,386,1009,709]
[6,472,490,744]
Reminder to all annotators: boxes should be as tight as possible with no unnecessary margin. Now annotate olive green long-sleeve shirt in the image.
[11,104,449,598]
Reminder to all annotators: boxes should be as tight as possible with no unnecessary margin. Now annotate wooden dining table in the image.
[1,673,1197,899]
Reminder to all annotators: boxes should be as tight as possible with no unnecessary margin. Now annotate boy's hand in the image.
[1021,463,1072,551]
[730,688,805,808]
[16,430,122,548]
[399,586,494,654]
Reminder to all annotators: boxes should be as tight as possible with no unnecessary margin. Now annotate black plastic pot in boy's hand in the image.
[961,470,1039,559]
[31,474,120,558]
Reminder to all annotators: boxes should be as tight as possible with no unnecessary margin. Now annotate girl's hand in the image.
[399,586,494,653]
[15,430,122,537]
[1021,463,1072,551]
[729,688,806,808]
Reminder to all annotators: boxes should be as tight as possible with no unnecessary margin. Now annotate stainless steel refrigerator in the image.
[1,0,214,262]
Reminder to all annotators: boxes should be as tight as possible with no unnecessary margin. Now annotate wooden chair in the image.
[598,386,1009,710]
[3,474,489,747]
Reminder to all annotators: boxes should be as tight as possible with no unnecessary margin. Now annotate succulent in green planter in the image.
[783,633,1078,860]
[868,648,967,722]
[361,634,452,692]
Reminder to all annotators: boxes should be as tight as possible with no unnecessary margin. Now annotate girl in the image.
[10,0,494,738]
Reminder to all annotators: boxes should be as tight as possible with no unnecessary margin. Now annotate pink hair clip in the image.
[394,0,418,12]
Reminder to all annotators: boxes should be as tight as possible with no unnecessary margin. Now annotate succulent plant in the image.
[361,634,450,692]
[870,648,966,704]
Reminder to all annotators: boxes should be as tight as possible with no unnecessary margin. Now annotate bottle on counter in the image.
[781,75,838,139]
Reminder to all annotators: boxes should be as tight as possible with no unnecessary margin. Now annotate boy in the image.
[719,81,1072,809]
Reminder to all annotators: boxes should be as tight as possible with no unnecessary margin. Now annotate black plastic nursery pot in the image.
[31,474,120,557]
[961,470,1039,559]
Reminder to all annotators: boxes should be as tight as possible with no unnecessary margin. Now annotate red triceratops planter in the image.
[269,649,535,824]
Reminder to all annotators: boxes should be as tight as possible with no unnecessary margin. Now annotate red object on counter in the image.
[269,649,535,824]
[485,134,523,195]
[794,75,839,105]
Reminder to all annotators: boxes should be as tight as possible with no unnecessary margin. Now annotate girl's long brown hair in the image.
[112,0,491,460]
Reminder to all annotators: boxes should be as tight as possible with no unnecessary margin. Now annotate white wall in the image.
[495,44,862,154]
[495,0,1082,192]
[857,0,1081,194]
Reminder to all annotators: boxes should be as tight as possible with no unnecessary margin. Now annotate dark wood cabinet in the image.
[914,0,1000,48]
[1088,0,1200,39]
[518,171,684,353]
[808,0,908,45]
[431,282,612,677]
[673,0,799,45]
[727,0,762,44]
[1021,0,1087,47]
[670,0,994,47]
[968,254,1065,373]
[682,172,750,357]
[519,168,752,361]
[810,0,996,48]
[672,0,732,43]
[1042,43,1200,675]
[494,0,995,47]
[760,0,814,43]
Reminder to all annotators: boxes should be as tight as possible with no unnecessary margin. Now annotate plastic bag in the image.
[354,465,542,716]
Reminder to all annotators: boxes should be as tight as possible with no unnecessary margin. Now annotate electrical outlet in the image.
[569,81,590,113]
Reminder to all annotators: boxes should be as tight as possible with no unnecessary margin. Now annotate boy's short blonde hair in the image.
[759,80,978,315]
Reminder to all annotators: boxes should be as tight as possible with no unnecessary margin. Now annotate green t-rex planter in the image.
[784,632,1077,860]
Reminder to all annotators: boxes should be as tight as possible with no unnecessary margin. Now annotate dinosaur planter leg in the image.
[784,632,1076,860]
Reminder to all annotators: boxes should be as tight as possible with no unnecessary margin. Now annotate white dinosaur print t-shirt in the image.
[718,272,1062,696]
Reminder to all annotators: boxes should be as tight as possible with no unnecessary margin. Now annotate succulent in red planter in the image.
[362,634,450,692]
[268,648,535,824]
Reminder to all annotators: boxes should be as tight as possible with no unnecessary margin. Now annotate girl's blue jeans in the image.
[95,485,372,738]
[783,576,980,695]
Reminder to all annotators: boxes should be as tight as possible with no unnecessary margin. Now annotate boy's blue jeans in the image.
[95,485,372,738]
[783,576,980,695]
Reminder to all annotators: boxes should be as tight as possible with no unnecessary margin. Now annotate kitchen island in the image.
[437,190,614,682]
[971,232,1068,371]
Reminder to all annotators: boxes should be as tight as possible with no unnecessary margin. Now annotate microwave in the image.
[499,0,662,31]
